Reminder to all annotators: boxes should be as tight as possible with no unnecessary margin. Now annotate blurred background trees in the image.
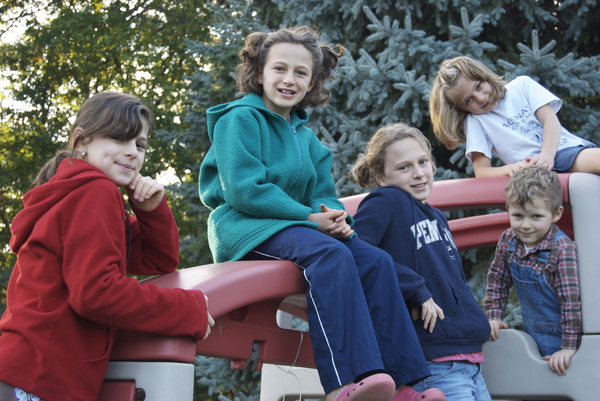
[2,0,600,399]
[0,0,215,275]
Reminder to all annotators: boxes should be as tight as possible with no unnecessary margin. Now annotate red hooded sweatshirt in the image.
[0,159,209,401]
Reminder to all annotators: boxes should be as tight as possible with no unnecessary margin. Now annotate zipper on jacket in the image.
[288,122,304,189]
[270,109,306,190]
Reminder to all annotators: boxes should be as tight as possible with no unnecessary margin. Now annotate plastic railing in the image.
[102,173,599,401]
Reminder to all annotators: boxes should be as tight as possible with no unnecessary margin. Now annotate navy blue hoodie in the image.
[353,186,490,360]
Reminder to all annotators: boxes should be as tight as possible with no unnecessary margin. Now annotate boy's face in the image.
[508,198,563,248]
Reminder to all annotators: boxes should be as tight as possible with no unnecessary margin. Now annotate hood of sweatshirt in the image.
[10,158,116,253]
[206,93,309,143]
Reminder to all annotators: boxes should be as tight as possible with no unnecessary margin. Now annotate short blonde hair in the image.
[350,122,435,188]
[429,56,506,149]
[505,165,563,213]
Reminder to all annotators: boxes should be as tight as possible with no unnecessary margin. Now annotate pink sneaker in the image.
[392,386,446,401]
[336,373,396,401]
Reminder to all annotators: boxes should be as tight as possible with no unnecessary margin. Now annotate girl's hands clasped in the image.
[126,173,165,211]
[308,204,354,239]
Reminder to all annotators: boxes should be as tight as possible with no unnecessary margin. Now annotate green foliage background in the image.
[2,0,600,400]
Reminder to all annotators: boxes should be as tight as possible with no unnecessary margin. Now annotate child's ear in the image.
[373,172,386,187]
[552,206,564,223]
[73,127,87,154]
[308,80,315,92]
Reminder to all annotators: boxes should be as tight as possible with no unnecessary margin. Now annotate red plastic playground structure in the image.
[100,172,600,401]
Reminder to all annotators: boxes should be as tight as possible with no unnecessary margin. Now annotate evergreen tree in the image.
[183,2,281,399]
[187,9,600,395]
[194,356,260,401]
[0,0,215,279]
[274,0,600,327]
[174,0,282,268]
[271,0,600,193]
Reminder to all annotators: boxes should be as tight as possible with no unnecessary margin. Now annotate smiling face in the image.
[77,119,149,187]
[374,137,435,202]
[449,74,498,115]
[258,43,315,119]
[508,197,563,248]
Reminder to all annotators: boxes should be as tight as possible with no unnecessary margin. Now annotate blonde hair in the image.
[505,165,563,214]
[34,92,152,185]
[235,26,345,109]
[351,123,435,188]
[429,56,506,149]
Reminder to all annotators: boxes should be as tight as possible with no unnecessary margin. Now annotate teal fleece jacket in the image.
[199,93,347,263]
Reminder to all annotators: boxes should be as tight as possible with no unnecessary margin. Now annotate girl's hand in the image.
[506,160,531,176]
[320,204,354,239]
[203,295,216,341]
[544,349,576,376]
[126,173,165,211]
[526,153,555,170]
[488,319,508,341]
[412,298,444,333]
[472,152,528,177]
[308,205,354,239]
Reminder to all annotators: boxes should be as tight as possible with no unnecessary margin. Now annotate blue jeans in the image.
[411,361,491,401]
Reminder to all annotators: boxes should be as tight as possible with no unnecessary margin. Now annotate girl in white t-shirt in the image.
[429,55,598,177]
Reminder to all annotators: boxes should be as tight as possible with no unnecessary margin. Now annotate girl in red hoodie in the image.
[0,92,214,401]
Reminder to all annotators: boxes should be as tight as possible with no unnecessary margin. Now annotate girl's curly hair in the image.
[235,26,345,109]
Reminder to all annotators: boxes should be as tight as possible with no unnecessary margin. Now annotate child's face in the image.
[508,198,563,248]
[449,74,497,115]
[374,137,434,202]
[79,120,149,187]
[258,43,314,119]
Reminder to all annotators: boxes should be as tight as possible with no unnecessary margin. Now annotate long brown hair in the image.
[429,56,506,149]
[34,92,152,185]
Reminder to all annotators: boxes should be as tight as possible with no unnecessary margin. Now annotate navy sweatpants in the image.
[246,226,430,394]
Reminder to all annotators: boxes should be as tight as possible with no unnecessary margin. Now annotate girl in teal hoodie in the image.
[199,26,445,401]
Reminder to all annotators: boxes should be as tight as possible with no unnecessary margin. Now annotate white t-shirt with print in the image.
[465,75,594,164]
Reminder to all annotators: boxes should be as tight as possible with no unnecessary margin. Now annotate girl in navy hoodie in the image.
[351,123,492,401]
